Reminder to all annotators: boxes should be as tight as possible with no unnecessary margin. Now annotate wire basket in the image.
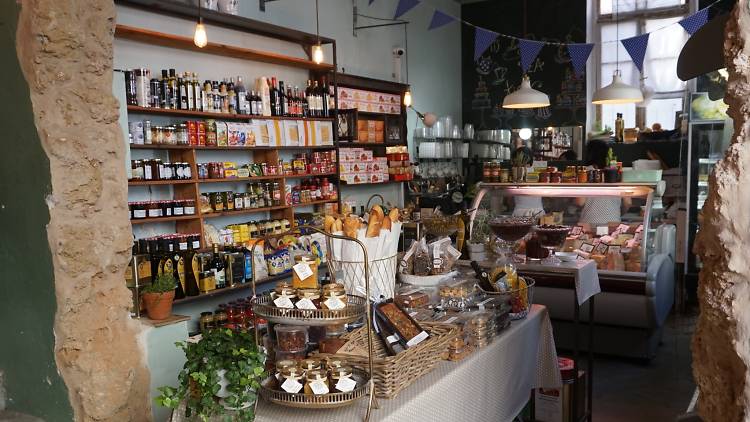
[252,294,368,326]
[479,276,535,320]
[329,255,398,301]
[259,368,370,409]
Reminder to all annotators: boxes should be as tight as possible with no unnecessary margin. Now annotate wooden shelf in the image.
[338,142,406,147]
[172,273,290,305]
[202,205,288,219]
[128,178,197,186]
[341,180,405,186]
[126,105,335,121]
[129,144,336,151]
[115,25,334,71]
[290,199,338,208]
[130,214,200,225]
[198,172,338,183]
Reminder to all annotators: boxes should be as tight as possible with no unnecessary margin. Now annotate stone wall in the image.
[14,1,151,420]
[693,1,750,421]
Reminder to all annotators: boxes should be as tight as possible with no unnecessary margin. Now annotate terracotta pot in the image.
[142,290,175,320]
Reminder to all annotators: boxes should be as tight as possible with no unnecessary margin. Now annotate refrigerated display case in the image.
[684,92,732,301]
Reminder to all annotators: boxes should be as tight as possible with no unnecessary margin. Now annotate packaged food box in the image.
[215,121,228,146]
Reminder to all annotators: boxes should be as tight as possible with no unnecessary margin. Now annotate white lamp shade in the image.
[592,73,643,105]
[502,76,550,109]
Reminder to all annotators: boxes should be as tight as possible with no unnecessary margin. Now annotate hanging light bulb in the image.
[312,43,324,64]
[502,75,550,109]
[403,90,412,107]
[194,18,207,48]
[592,70,643,104]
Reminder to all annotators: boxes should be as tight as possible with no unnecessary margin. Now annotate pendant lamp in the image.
[591,0,642,105]
[311,0,324,64]
[502,75,550,109]
[193,1,207,48]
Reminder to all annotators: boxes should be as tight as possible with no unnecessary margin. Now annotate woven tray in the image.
[325,322,459,399]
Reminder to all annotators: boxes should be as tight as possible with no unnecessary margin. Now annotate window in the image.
[595,0,688,130]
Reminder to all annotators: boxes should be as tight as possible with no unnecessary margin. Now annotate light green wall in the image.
[0,2,74,420]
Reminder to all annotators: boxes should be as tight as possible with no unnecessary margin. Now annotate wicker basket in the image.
[325,322,459,399]
[479,276,535,320]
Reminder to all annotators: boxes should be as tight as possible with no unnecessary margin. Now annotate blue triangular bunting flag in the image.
[621,33,650,73]
[519,39,545,73]
[679,8,709,35]
[567,43,594,76]
[394,0,420,19]
[428,10,455,30]
[474,27,499,61]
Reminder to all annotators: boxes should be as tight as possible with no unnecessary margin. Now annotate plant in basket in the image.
[156,328,266,421]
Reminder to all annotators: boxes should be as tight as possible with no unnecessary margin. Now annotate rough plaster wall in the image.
[693,2,750,421]
[14,1,151,420]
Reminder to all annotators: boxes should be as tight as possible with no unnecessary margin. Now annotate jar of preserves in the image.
[299,358,323,372]
[163,125,176,145]
[176,123,189,145]
[198,163,209,179]
[295,288,321,309]
[184,199,196,215]
[550,172,562,183]
[142,159,154,180]
[292,255,319,289]
[210,192,224,212]
[499,168,510,183]
[224,191,234,211]
[490,162,501,182]
[131,202,147,219]
[304,369,330,395]
[199,312,215,333]
[482,162,491,181]
[279,367,305,394]
[214,309,228,327]
[577,167,588,183]
[539,172,550,183]
[147,202,161,218]
[321,283,347,310]
[160,200,173,217]
[172,200,184,216]
[234,192,244,210]
[275,325,308,353]
[275,359,298,378]
[330,366,356,392]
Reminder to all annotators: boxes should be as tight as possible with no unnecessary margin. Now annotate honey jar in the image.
[304,369,330,395]
[292,254,319,289]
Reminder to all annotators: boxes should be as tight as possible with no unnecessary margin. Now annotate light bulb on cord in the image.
[518,128,532,140]
[312,43,324,64]
[194,19,207,48]
[403,90,412,107]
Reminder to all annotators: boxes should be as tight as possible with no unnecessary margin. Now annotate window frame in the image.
[591,0,692,130]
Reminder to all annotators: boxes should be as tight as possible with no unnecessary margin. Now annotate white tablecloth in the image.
[517,259,601,305]
[254,305,560,422]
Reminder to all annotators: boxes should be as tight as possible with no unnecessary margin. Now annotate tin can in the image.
[143,120,152,144]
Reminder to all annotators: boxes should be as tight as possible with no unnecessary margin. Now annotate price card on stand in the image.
[325,296,346,310]
[293,262,313,280]
[310,379,329,395]
[281,377,303,394]
[336,377,357,393]
[274,295,294,309]
[296,298,317,310]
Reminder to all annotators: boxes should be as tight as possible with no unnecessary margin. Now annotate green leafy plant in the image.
[156,329,266,422]
[142,273,176,294]
[606,148,618,168]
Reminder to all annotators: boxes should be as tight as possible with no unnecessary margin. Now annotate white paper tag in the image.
[296,297,317,310]
[293,262,313,280]
[336,377,357,393]
[274,295,294,309]
[324,296,346,310]
[406,330,429,348]
[310,379,329,395]
[596,226,609,236]
[386,334,400,344]
[477,298,493,311]
[444,316,458,324]
[281,377,303,394]
[409,311,419,317]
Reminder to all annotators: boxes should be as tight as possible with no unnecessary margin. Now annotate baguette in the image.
[324,215,336,233]
[332,218,343,233]
[370,205,385,222]
[382,214,392,231]
[366,212,383,238]
[388,207,400,223]
[343,216,360,238]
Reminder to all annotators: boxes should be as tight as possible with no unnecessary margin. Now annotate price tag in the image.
[336,377,357,393]
[324,296,346,310]
[444,316,458,324]
[293,262,313,280]
[296,297,317,310]
[386,334,400,344]
[476,298,493,311]
[406,330,429,348]
[310,379,329,395]
[274,295,294,309]
[596,226,610,236]
[281,377,303,394]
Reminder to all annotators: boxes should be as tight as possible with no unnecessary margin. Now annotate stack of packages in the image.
[339,148,388,184]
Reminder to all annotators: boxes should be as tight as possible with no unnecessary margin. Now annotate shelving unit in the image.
[119,3,341,253]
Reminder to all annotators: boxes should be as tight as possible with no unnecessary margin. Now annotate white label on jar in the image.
[324,296,345,310]
[274,295,294,309]
[310,379,329,395]
[164,207,171,216]
[281,377,303,394]
[133,210,147,218]
[293,262,313,280]
[336,377,357,393]
[192,240,200,249]
[173,206,184,216]
[148,208,160,218]
[295,298,317,310]
[144,165,152,180]
[406,331,429,348]
[185,206,195,215]
[176,166,184,178]
[386,334,399,344]
[234,198,243,209]
[179,241,188,250]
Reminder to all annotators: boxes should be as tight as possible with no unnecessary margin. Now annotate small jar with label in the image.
[330,366,356,393]
[184,199,196,215]
[176,123,189,145]
[199,312,215,333]
[292,254,319,289]
[224,191,234,211]
[304,369,330,395]
[160,200,173,217]
[234,192,244,210]
[163,125,176,145]
[172,200,184,216]
[131,202,147,219]
[131,160,144,180]
[295,288,321,309]
[321,283,347,310]
[147,202,161,218]
[279,367,305,394]
[299,358,323,372]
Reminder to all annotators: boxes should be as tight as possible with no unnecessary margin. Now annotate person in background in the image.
[511,137,544,217]
[576,139,631,227]
[558,149,577,161]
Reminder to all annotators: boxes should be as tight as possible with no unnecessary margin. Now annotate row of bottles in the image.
[125,67,333,118]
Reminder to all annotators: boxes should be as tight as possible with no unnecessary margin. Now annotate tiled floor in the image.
[591,313,697,422]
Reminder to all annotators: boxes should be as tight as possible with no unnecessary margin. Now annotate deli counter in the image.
[469,183,675,359]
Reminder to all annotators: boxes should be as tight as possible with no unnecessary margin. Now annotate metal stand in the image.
[250,225,377,422]
[572,294,595,422]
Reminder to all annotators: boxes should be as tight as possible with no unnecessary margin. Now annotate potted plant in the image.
[156,329,266,421]
[603,148,620,183]
[141,273,176,320]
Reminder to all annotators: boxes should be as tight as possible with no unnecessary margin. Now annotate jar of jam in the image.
[214,309,228,327]
[172,200,184,216]
[275,360,298,379]
[224,191,234,211]
[499,168,510,183]
[296,288,321,309]
[199,312,214,333]
[490,161,501,182]
[184,199,196,215]
[131,160,144,180]
[292,255,319,289]
[577,168,588,183]
[209,192,223,212]
[482,162,491,182]
[299,358,323,372]
[176,123,189,145]
[321,284,347,310]
[234,193,244,210]
[330,366,356,392]
[550,172,562,183]
[304,369,330,395]
[131,202,146,219]
[147,202,161,218]
[274,282,296,299]
[197,163,209,179]
[538,172,550,183]
[163,125,176,145]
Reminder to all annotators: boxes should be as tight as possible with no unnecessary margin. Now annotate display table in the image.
[255,305,561,422]
[516,260,601,305]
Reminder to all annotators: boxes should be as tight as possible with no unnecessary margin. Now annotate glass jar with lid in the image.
[299,358,323,372]
[321,283,347,310]
[163,125,176,145]
[295,288,321,309]
[304,369,330,395]
[292,254,319,289]
[279,367,305,394]
[176,123,189,145]
[184,199,196,215]
[131,160,144,180]
[199,312,214,333]
[275,325,308,353]
[330,366,356,392]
